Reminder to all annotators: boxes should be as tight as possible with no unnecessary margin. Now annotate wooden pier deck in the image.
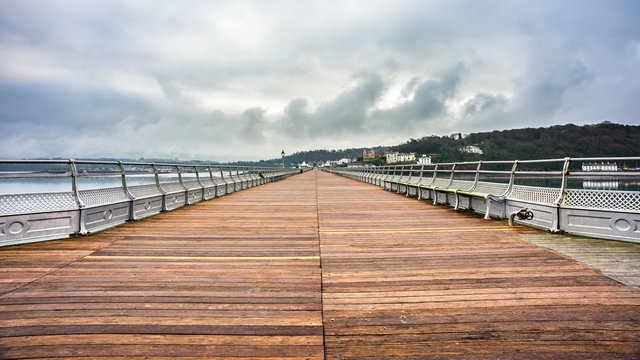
[1,170,639,358]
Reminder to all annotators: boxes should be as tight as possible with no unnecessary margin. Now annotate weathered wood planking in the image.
[1,170,640,359]
[316,171,640,359]
[522,233,640,291]
[0,173,323,359]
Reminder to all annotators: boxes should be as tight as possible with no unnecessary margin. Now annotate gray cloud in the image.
[373,63,466,129]
[241,107,266,141]
[280,71,385,138]
[0,1,639,161]
[513,59,593,121]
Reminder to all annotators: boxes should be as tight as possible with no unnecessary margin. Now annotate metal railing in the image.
[0,159,300,246]
[326,157,640,243]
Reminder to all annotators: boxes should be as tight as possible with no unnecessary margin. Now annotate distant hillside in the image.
[235,122,638,167]
[242,147,388,167]
[391,122,640,163]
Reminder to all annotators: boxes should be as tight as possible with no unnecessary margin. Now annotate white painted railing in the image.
[0,160,300,246]
[326,157,640,243]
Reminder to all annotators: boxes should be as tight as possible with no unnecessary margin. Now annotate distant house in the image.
[337,157,352,165]
[398,152,416,163]
[363,149,378,159]
[460,145,483,154]
[582,162,618,171]
[386,152,416,164]
[418,155,432,165]
[386,152,399,164]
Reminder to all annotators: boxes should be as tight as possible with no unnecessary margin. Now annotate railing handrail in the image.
[325,155,640,243]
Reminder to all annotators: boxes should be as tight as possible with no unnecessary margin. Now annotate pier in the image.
[1,170,639,358]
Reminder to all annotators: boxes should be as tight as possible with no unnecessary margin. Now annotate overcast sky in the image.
[1,0,639,161]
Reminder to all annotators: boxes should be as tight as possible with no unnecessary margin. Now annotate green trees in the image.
[390,123,639,161]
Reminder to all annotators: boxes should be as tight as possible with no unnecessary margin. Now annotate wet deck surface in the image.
[1,170,639,358]
[521,233,640,291]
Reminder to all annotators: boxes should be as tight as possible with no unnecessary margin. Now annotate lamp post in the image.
[281,150,285,168]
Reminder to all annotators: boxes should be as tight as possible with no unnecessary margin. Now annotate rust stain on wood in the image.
[1,170,639,359]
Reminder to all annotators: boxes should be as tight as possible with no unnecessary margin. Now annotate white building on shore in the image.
[460,145,483,154]
[418,155,432,165]
[582,162,618,171]
[386,152,416,164]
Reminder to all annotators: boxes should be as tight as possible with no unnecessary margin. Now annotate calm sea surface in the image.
[1,175,639,196]
[0,173,235,195]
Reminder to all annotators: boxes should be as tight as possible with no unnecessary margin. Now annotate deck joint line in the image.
[314,168,328,359]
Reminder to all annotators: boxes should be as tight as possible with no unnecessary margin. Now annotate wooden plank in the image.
[521,233,640,290]
[0,173,324,359]
[315,171,640,358]
[1,170,639,358]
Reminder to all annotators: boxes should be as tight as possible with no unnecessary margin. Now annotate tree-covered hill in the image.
[245,147,388,167]
[391,122,639,163]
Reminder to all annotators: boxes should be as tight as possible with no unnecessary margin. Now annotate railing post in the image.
[471,161,482,191]
[505,160,519,196]
[396,165,404,193]
[176,165,188,207]
[236,166,242,190]
[218,166,228,194]
[118,161,135,221]
[69,159,84,208]
[388,166,396,191]
[118,162,134,200]
[246,166,254,187]
[551,157,571,233]
[555,157,571,206]
[176,164,185,188]
[416,165,425,200]
[194,166,205,200]
[152,164,166,194]
[405,165,414,196]
[430,164,439,186]
[446,163,457,188]
[229,167,238,192]
[152,164,167,211]
[69,159,87,235]
[207,166,216,198]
